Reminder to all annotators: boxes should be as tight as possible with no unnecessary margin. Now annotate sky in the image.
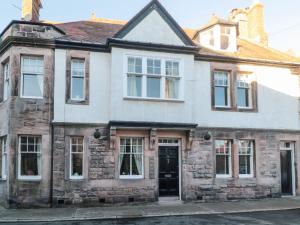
[1,0,300,55]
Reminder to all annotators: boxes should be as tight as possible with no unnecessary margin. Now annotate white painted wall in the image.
[194,61,300,130]
[123,10,185,46]
[110,47,195,123]
[53,50,110,124]
[54,48,300,130]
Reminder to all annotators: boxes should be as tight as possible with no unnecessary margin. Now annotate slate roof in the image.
[53,19,299,64]
[55,21,124,44]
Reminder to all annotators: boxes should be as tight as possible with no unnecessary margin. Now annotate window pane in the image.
[215,86,227,106]
[71,153,83,176]
[120,154,130,175]
[209,30,214,46]
[21,153,40,176]
[127,75,142,97]
[128,57,142,74]
[22,57,43,74]
[216,155,229,175]
[239,155,250,175]
[165,78,179,99]
[221,35,230,50]
[135,58,142,73]
[71,59,85,77]
[147,59,161,75]
[237,88,249,107]
[23,74,43,97]
[72,77,84,100]
[147,77,161,98]
[166,61,179,76]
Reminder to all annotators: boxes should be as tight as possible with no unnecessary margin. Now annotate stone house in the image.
[0,0,300,208]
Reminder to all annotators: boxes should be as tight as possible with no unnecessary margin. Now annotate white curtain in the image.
[133,154,142,175]
[166,78,179,99]
[128,75,137,96]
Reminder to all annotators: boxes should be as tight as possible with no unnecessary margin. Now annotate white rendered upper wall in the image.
[53,47,300,130]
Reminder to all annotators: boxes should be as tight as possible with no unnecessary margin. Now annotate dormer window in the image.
[198,23,237,52]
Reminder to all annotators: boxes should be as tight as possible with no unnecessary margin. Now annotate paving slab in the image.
[0,197,300,222]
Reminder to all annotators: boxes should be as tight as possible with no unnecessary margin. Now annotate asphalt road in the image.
[2,209,300,225]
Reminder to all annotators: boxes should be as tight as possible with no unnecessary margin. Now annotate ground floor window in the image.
[215,140,232,178]
[238,140,254,177]
[119,138,144,179]
[18,136,42,180]
[70,137,84,179]
[0,136,7,180]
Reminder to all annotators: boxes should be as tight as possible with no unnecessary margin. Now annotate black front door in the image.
[280,150,293,195]
[159,146,179,196]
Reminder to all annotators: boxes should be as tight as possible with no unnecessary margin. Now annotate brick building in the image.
[0,0,300,208]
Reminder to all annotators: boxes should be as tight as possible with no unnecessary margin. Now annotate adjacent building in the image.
[0,0,300,208]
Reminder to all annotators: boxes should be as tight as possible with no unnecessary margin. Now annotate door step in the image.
[159,196,182,205]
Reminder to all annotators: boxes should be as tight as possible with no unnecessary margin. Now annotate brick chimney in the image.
[229,0,268,46]
[22,0,43,22]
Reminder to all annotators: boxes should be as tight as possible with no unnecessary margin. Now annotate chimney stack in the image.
[22,0,43,22]
[229,1,268,46]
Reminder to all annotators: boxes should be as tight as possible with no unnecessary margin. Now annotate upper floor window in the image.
[221,27,231,50]
[237,74,252,109]
[238,140,254,177]
[70,137,84,180]
[199,25,236,52]
[0,136,7,180]
[18,136,42,180]
[215,140,232,178]
[71,59,85,101]
[119,138,144,179]
[127,57,142,97]
[3,62,10,101]
[214,71,230,107]
[126,56,182,100]
[21,56,44,99]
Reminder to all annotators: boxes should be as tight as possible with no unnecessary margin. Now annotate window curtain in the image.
[37,75,43,96]
[128,76,137,96]
[132,154,142,175]
[166,78,178,99]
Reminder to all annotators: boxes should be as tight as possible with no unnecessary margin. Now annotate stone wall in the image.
[7,46,54,208]
[181,128,300,202]
[52,125,157,207]
[52,125,300,206]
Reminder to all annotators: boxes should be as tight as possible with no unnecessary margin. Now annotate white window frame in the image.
[119,137,144,179]
[238,140,254,178]
[70,59,86,101]
[214,71,231,108]
[20,56,44,99]
[18,136,42,181]
[124,55,183,101]
[215,140,232,178]
[3,62,10,101]
[70,137,84,180]
[1,136,7,180]
[236,74,252,109]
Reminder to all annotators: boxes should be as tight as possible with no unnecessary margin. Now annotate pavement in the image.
[1,197,300,223]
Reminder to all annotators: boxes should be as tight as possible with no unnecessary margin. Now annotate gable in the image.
[123,10,185,46]
[114,0,195,47]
